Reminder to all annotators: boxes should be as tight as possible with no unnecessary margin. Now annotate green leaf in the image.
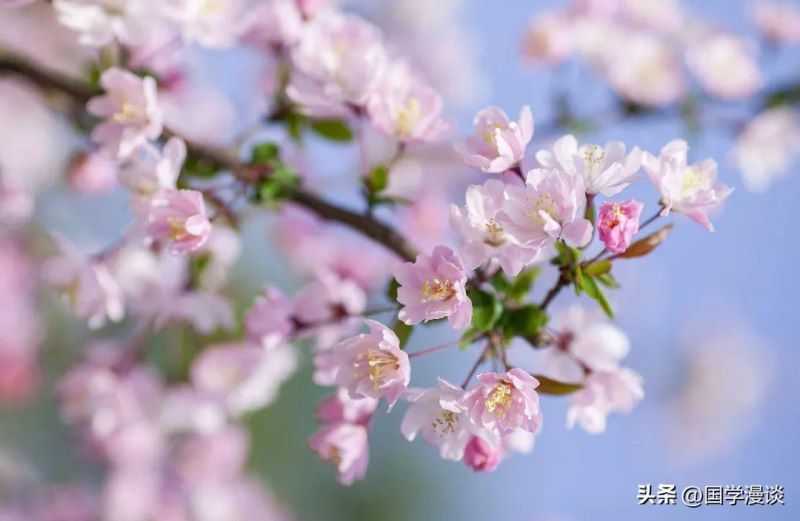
[506,268,539,303]
[468,288,503,332]
[617,224,673,259]
[595,273,620,289]
[490,271,510,294]
[555,241,581,266]
[386,278,399,302]
[250,142,280,165]
[183,154,221,179]
[286,112,306,143]
[310,119,354,142]
[365,164,389,194]
[392,319,413,348]
[499,304,547,340]
[584,259,611,277]
[533,375,583,395]
[581,274,614,318]
[255,162,301,205]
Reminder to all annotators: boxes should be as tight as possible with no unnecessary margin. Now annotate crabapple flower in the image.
[457,105,533,173]
[461,369,542,435]
[146,189,211,255]
[596,200,643,254]
[535,135,642,196]
[242,0,304,48]
[401,378,473,461]
[734,107,800,192]
[395,245,472,329]
[316,388,378,426]
[522,11,574,65]
[42,239,124,329]
[162,0,248,48]
[498,168,593,250]
[643,140,733,231]
[450,179,540,276]
[87,68,163,159]
[566,367,644,434]
[288,13,387,116]
[244,285,296,344]
[463,435,501,472]
[308,423,369,486]
[313,319,409,407]
[53,0,155,47]
[539,306,631,384]
[68,152,118,194]
[119,137,185,197]
[754,1,800,44]
[367,61,449,143]
[686,33,762,100]
[190,337,297,417]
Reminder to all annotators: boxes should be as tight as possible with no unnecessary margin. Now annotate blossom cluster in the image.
[0,0,738,511]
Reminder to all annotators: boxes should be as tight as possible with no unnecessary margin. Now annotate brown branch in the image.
[0,53,417,262]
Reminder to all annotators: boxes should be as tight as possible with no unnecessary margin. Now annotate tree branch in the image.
[0,53,417,262]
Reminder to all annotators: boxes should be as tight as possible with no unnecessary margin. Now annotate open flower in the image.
[244,285,296,344]
[87,68,163,159]
[457,105,533,173]
[754,1,800,43]
[313,319,410,407]
[566,367,644,434]
[54,0,156,48]
[316,388,378,426]
[450,179,541,275]
[461,369,542,435]
[308,422,369,486]
[686,33,762,100]
[536,135,642,196]
[367,61,449,143]
[395,245,472,329]
[119,137,185,197]
[401,378,473,461]
[597,200,644,254]
[146,189,211,255]
[643,140,733,231]
[498,168,592,251]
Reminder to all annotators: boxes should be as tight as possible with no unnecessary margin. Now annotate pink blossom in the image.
[316,387,377,426]
[288,13,387,116]
[395,245,472,329]
[146,189,211,255]
[461,369,542,435]
[367,61,449,143]
[536,134,642,196]
[539,305,631,384]
[87,68,163,159]
[313,319,409,407]
[53,0,157,47]
[597,200,643,253]
[308,423,369,486]
[566,367,644,434]
[190,337,297,417]
[0,170,34,226]
[463,435,501,472]
[498,168,593,251]
[522,11,574,65]
[42,238,125,329]
[687,33,762,100]
[244,285,296,344]
[450,179,540,276]
[162,0,248,48]
[734,107,800,192]
[457,105,533,173]
[643,140,733,231]
[242,0,303,48]
[604,32,685,107]
[68,151,118,194]
[119,137,185,197]
[400,378,473,461]
[292,271,366,344]
[754,1,800,44]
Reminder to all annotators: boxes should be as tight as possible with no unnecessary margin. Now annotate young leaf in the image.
[468,288,503,332]
[250,142,280,165]
[392,319,413,349]
[499,304,547,340]
[533,375,583,395]
[386,278,400,302]
[310,119,354,142]
[506,268,539,302]
[581,274,614,318]
[584,259,611,277]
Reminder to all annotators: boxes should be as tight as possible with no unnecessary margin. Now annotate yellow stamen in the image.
[421,278,456,303]
[430,410,458,435]
[396,97,421,137]
[485,382,513,419]
[353,350,400,389]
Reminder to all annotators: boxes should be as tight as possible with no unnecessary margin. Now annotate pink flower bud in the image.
[597,200,644,254]
[464,435,501,472]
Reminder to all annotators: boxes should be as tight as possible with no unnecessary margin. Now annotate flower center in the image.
[528,193,558,224]
[583,145,605,178]
[112,100,144,124]
[167,216,190,241]
[680,166,711,198]
[481,124,506,151]
[603,203,624,229]
[421,278,456,303]
[485,382,513,419]
[396,97,421,137]
[430,410,458,436]
[484,218,505,247]
[354,350,400,389]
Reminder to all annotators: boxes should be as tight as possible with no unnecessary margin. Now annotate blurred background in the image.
[1,0,798,520]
